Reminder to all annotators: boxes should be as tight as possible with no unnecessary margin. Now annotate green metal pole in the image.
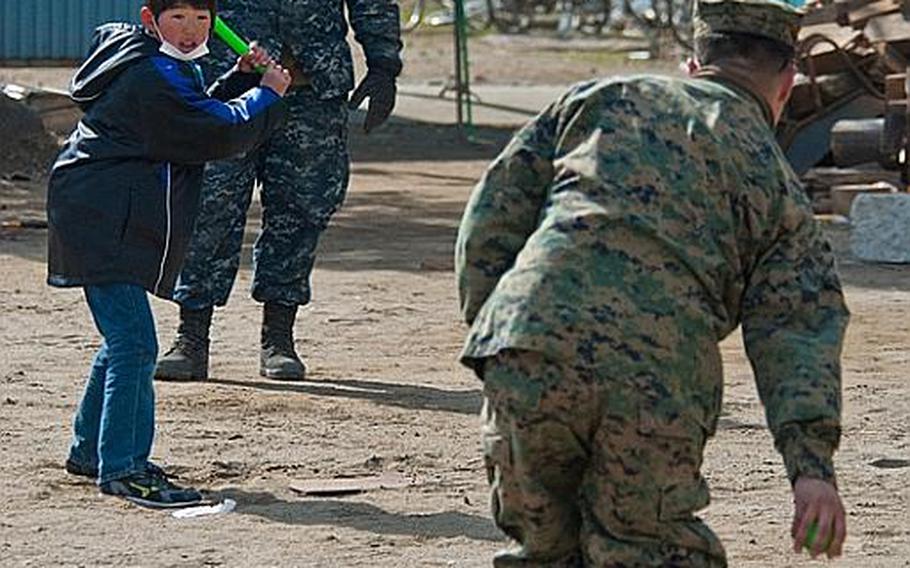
[454,1,464,126]
[454,0,474,139]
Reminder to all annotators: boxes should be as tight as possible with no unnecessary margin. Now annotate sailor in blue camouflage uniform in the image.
[155,0,402,381]
[456,0,849,565]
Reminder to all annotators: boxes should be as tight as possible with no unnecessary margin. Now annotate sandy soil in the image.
[2,27,910,568]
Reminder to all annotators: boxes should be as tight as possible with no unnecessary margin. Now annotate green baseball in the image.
[804,520,833,552]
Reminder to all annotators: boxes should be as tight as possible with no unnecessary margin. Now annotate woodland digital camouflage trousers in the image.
[481,350,728,567]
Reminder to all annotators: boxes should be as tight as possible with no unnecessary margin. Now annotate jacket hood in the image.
[70,23,159,104]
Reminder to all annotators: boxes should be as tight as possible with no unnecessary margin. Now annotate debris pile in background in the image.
[0,89,61,180]
[781,0,910,217]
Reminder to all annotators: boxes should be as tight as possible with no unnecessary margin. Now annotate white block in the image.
[850,193,910,263]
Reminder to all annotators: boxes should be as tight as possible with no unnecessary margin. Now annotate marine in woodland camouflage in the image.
[456,71,848,564]
[693,0,803,47]
[483,350,727,566]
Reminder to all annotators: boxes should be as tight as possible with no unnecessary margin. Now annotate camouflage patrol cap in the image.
[693,0,804,48]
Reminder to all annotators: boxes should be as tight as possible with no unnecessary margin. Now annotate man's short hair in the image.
[146,0,217,18]
[695,32,796,75]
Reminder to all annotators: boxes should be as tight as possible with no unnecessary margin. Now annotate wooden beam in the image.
[831,182,898,216]
[864,12,910,43]
[847,0,902,29]
[804,166,904,189]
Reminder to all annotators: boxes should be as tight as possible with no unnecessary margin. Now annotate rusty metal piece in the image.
[831,118,886,167]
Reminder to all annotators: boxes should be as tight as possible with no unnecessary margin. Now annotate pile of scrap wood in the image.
[779,0,910,216]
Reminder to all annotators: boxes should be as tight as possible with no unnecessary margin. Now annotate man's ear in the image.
[777,62,797,106]
[140,6,158,35]
[686,56,701,77]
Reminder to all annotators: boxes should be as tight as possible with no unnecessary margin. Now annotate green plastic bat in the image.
[213,16,265,73]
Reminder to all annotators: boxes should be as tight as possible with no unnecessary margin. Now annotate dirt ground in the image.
[2,25,910,568]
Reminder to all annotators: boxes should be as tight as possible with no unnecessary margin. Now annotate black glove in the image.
[349,69,397,134]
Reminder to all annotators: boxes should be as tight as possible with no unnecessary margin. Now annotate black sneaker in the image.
[100,471,202,509]
[64,459,97,478]
[65,459,167,480]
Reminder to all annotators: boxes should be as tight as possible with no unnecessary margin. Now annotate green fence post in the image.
[453,0,475,140]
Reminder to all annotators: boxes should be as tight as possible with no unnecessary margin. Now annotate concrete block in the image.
[851,193,910,263]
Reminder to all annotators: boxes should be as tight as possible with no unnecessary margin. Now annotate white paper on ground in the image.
[171,498,237,519]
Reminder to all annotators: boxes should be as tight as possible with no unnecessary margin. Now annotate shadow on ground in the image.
[823,224,910,292]
[0,178,471,272]
[314,188,466,273]
[7,120,910,291]
[1,112,510,268]
[838,263,910,291]
[350,111,516,163]
[217,488,503,542]
[205,377,482,416]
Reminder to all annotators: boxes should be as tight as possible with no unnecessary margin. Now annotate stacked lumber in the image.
[781,0,910,215]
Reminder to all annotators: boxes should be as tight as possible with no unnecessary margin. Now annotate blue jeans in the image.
[67,283,158,484]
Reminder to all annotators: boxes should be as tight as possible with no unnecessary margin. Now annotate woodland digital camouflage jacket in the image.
[456,70,849,484]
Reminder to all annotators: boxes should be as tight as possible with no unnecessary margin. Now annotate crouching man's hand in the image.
[791,477,847,559]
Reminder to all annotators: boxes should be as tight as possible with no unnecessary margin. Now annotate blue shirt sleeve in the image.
[139,56,286,164]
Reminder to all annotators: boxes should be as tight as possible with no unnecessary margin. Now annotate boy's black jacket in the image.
[47,23,286,298]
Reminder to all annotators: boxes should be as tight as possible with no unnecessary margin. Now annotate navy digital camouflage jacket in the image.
[209,0,402,98]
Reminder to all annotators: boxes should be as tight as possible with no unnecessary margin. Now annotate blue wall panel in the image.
[1,0,145,61]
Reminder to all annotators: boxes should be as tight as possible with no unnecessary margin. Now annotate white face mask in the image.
[152,19,210,62]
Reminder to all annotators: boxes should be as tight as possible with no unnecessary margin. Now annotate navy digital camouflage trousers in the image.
[481,350,728,567]
[173,88,349,309]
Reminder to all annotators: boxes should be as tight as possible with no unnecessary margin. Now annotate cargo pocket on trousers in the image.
[481,397,512,488]
[481,397,521,536]
[636,407,711,523]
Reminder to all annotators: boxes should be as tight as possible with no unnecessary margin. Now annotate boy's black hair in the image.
[146,0,217,18]
[695,32,796,75]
